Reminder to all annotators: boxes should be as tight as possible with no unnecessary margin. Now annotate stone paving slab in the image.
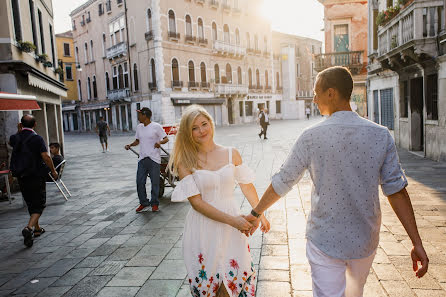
[0,118,446,296]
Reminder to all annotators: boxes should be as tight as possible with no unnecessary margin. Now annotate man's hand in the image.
[411,244,429,278]
[125,144,131,150]
[154,142,161,148]
[51,171,58,180]
[244,213,261,235]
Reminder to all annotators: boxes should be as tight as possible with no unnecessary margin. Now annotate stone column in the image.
[118,105,123,130]
[111,106,117,130]
[152,0,166,91]
[124,104,129,130]
[82,111,87,131]
[33,102,49,146]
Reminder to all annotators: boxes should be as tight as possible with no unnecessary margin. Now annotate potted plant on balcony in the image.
[43,61,53,68]
[17,41,36,53]
[36,53,48,63]
[55,66,64,76]
[376,4,401,26]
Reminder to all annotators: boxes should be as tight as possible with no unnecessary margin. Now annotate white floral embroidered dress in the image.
[172,148,256,297]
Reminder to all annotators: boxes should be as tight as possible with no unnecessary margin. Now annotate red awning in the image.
[0,99,41,111]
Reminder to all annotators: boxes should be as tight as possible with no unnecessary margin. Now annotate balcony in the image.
[196,0,205,4]
[255,85,263,92]
[265,86,272,93]
[223,3,231,12]
[188,81,200,90]
[376,0,443,69]
[145,31,153,41]
[276,86,283,92]
[198,38,208,45]
[171,80,183,89]
[168,31,180,41]
[215,84,248,96]
[314,51,364,75]
[107,88,130,101]
[200,82,210,90]
[148,82,157,91]
[106,42,127,60]
[185,35,197,44]
[210,0,219,8]
[213,40,246,57]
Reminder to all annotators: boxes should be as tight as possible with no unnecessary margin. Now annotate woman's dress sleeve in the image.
[171,174,200,202]
[234,164,255,184]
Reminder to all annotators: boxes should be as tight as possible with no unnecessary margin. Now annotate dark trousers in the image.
[18,176,46,215]
[136,157,160,206]
[259,124,268,139]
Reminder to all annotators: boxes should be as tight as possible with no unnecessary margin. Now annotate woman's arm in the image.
[179,165,252,232]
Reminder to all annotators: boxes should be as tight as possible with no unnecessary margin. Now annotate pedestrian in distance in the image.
[306,106,311,120]
[95,116,110,153]
[258,107,269,139]
[125,107,168,213]
[168,105,270,297]
[9,115,58,247]
[245,66,429,297]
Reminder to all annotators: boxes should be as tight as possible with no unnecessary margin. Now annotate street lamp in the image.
[75,63,82,72]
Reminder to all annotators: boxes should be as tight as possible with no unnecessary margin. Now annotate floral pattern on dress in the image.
[189,252,256,297]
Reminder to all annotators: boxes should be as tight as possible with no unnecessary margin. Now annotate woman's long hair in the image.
[168,105,215,176]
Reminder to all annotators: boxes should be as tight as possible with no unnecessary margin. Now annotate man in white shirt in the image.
[305,107,311,120]
[125,108,168,212]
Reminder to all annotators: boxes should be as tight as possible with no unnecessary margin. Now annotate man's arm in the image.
[125,139,139,150]
[387,188,429,278]
[154,136,168,148]
[42,152,58,179]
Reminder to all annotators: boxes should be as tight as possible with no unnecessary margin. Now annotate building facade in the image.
[56,31,80,132]
[0,0,67,156]
[316,0,369,117]
[367,0,446,161]
[70,0,319,131]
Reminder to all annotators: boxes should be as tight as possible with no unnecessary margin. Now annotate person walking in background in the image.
[258,107,269,139]
[95,116,110,153]
[125,108,168,213]
[245,66,429,296]
[306,106,311,120]
[9,115,58,247]
[168,105,270,297]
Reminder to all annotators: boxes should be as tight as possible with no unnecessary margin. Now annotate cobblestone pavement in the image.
[1,118,446,297]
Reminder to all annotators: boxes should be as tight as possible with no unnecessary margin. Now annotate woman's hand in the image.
[260,216,270,233]
[230,216,253,236]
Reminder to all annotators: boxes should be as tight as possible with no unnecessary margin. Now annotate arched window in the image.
[151,58,156,84]
[118,65,124,88]
[246,32,250,49]
[84,42,88,63]
[276,72,280,88]
[185,15,192,37]
[134,64,139,91]
[200,62,206,82]
[172,58,179,82]
[93,76,97,98]
[214,64,220,83]
[78,80,82,100]
[265,70,269,88]
[254,35,258,50]
[188,61,195,82]
[90,40,94,61]
[256,69,260,87]
[168,10,176,33]
[237,67,242,84]
[102,34,106,57]
[235,28,240,46]
[223,24,230,43]
[75,46,79,63]
[147,9,152,32]
[248,68,252,87]
[198,18,204,40]
[226,64,232,84]
[105,72,110,91]
[212,22,217,41]
[87,77,91,100]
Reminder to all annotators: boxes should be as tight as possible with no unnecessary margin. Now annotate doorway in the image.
[410,77,423,151]
[227,98,234,124]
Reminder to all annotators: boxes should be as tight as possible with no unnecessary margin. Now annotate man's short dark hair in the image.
[316,66,353,100]
[49,142,60,149]
[138,107,152,119]
[21,114,36,128]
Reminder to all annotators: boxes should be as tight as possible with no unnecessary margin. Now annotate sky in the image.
[54,0,325,42]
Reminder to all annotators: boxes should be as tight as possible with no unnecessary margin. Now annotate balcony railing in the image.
[171,80,183,89]
[145,31,153,41]
[377,0,443,58]
[188,81,200,89]
[107,88,130,101]
[201,82,210,89]
[148,82,157,91]
[198,38,208,45]
[314,51,364,74]
[265,86,272,92]
[106,42,127,59]
[213,40,246,56]
[196,0,205,4]
[215,84,248,95]
[210,0,219,8]
[185,35,196,43]
[168,31,181,40]
[255,85,263,92]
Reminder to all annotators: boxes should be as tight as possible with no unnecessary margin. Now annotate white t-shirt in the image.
[306,108,311,115]
[135,122,167,163]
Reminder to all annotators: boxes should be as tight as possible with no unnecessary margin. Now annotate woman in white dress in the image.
[168,105,270,297]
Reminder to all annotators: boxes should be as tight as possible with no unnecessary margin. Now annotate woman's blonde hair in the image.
[168,105,215,176]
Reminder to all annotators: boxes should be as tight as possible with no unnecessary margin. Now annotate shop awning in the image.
[62,105,77,111]
[171,98,225,106]
[0,98,41,111]
[28,73,67,97]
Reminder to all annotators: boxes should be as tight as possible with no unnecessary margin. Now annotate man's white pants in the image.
[306,240,376,297]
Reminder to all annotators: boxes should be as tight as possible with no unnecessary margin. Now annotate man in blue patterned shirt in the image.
[246,66,429,297]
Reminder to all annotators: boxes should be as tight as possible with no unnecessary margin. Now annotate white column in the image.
[152,0,166,91]
[118,105,123,130]
[63,113,69,131]
[82,111,87,131]
[105,109,109,124]
[124,104,129,130]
